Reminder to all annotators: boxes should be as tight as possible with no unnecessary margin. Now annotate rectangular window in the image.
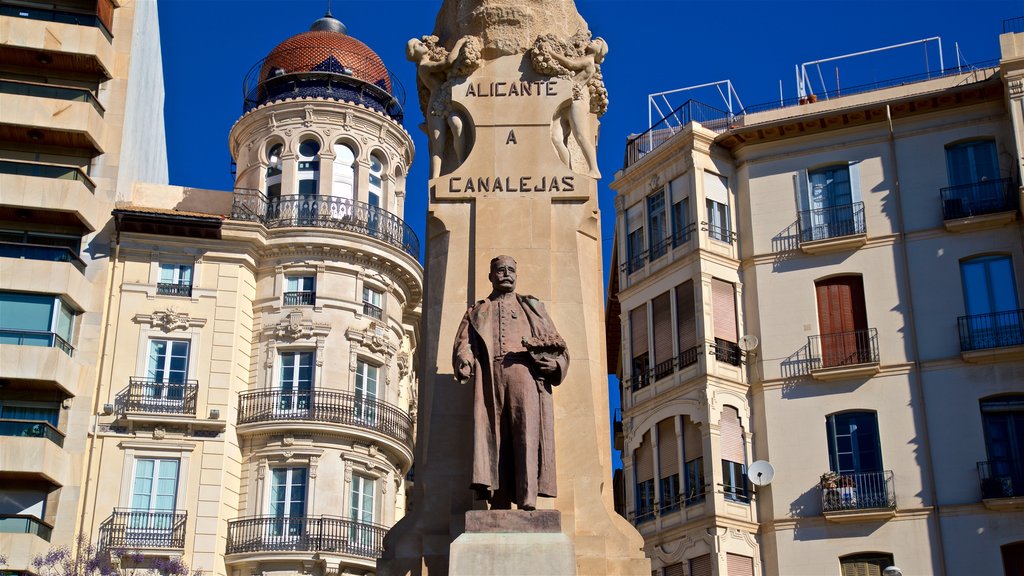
[959,255,1022,351]
[270,467,307,537]
[704,173,731,243]
[689,554,712,576]
[634,430,654,523]
[980,397,1024,499]
[946,140,998,187]
[711,279,739,365]
[651,293,673,380]
[671,196,691,246]
[647,190,668,261]
[721,460,749,503]
[675,281,698,367]
[720,406,749,503]
[827,412,882,475]
[350,474,376,548]
[815,276,872,367]
[684,457,705,505]
[157,263,193,297]
[284,275,316,306]
[129,458,179,544]
[801,165,861,241]
[658,419,679,512]
[0,292,75,355]
[362,286,383,319]
[355,361,379,424]
[0,401,60,427]
[626,204,645,274]
[143,339,190,411]
[629,304,649,391]
[278,351,313,414]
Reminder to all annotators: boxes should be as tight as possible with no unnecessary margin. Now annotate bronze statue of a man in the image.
[453,255,569,510]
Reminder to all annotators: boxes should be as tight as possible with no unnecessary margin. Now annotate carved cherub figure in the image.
[406,35,481,179]
[532,34,609,178]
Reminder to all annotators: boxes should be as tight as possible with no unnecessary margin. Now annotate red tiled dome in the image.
[260,29,392,94]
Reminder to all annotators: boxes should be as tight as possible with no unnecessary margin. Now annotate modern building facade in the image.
[0,0,167,572]
[2,5,421,576]
[610,24,1024,576]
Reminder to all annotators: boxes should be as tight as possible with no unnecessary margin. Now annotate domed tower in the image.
[224,12,421,576]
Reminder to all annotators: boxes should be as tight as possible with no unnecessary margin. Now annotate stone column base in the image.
[449,510,577,575]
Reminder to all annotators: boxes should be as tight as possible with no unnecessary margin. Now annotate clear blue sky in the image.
[158,0,1022,467]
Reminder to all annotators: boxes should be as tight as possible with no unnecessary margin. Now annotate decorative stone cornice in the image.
[265,310,331,342]
[133,307,207,332]
[346,322,397,357]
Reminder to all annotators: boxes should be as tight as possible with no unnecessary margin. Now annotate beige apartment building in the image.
[0,0,168,572]
[2,5,421,576]
[610,24,1024,576]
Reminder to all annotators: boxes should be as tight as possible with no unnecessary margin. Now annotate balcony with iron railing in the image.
[225,515,386,560]
[702,222,735,244]
[157,282,193,297]
[0,514,53,541]
[819,470,896,521]
[672,222,697,248]
[940,178,1019,231]
[116,378,199,417]
[99,509,187,550]
[958,309,1024,361]
[230,189,420,258]
[283,291,316,306]
[0,329,74,356]
[808,328,880,380]
[978,459,1024,510]
[797,202,867,254]
[237,389,413,451]
[0,241,86,272]
[0,419,64,447]
[362,302,383,320]
[626,346,704,393]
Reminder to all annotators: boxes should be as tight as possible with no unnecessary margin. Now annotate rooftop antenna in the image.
[326,0,332,17]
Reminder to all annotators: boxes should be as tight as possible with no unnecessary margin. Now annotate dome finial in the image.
[311,2,347,34]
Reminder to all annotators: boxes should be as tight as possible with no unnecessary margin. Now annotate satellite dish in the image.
[747,460,775,487]
[738,334,759,352]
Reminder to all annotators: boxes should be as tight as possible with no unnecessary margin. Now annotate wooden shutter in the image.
[97,0,114,32]
[635,430,654,482]
[683,416,702,460]
[689,554,713,576]
[630,304,649,360]
[727,554,754,576]
[658,419,679,477]
[712,278,738,343]
[676,281,697,352]
[663,563,684,576]
[720,406,745,463]
[652,293,673,367]
[815,276,867,367]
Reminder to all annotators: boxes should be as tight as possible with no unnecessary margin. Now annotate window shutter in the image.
[635,430,654,482]
[712,278,738,343]
[631,305,649,359]
[794,171,810,213]
[727,554,754,576]
[658,419,679,477]
[683,416,702,460]
[676,281,697,352]
[627,204,644,232]
[652,293,673,366]
[720,406,745,463]
[689,554,713,576]
[815,276,867,336]
[703,172,729,205]
[848,161,862,204]
[663,563,684,576]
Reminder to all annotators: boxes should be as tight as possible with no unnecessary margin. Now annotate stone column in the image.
[379,2,648,574]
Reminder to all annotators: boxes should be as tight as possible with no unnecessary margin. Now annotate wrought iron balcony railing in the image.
[118,378,199,416]
[226,515,386,559]
[712,339,741,366]
[797,201,866,242]
[940,178,1018,220]
[958,309,1024,352]
[237,389,412,448]
[0,241,86,272]
[231,189,419,258]
[703,222,735,244]
[362,302,383,319]
[99,509,187,549]
[978,459,1023,499]
[0,160,95,192]
[0,329,74,356]
[0,418,64,447]
[283,291,316,306]
[649,236,672,262]
[626,346,704,392]
[808,328,879,369]
[0,514,53,541]
[820,470,896,513]
[623,251,647,275]
[157,282,193,297]
[672,222,697,248]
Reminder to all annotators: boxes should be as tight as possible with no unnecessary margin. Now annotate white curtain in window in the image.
[703,172,728,205]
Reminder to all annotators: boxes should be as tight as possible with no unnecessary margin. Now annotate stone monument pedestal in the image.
[449,510,577,576]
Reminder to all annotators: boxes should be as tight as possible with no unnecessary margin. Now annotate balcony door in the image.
[146,340,189,407]
[269,467,306,539]
[350,474,376,550]
[355,361,378,425]
[129,458,179,544]
[807,165,853,240]
[278,351,313,416]
[815,276,869,367]
[960,256,1021,349]
[826,412,883,509]
[981,396,1024,499]
[946,140,998,187]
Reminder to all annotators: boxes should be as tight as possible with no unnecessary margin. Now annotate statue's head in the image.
[488,255,517,294]
[588,38,608,63]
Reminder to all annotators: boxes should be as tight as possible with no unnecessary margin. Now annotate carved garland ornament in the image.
[133,307,207,333]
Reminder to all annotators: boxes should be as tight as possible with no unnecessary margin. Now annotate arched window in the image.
[266,143,283,200]
[297,139,321,196]
[720,406,748,502]
[332,143,355,201]
[368,153,384,208]
[838,552,895,576]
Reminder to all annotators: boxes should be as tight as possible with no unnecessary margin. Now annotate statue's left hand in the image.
[535,356,558,375]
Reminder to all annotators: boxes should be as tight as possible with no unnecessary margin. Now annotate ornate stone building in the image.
[610,25,1024,576]
[12,9,421,576]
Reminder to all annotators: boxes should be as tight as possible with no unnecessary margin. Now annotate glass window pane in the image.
[0,293,54,331]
